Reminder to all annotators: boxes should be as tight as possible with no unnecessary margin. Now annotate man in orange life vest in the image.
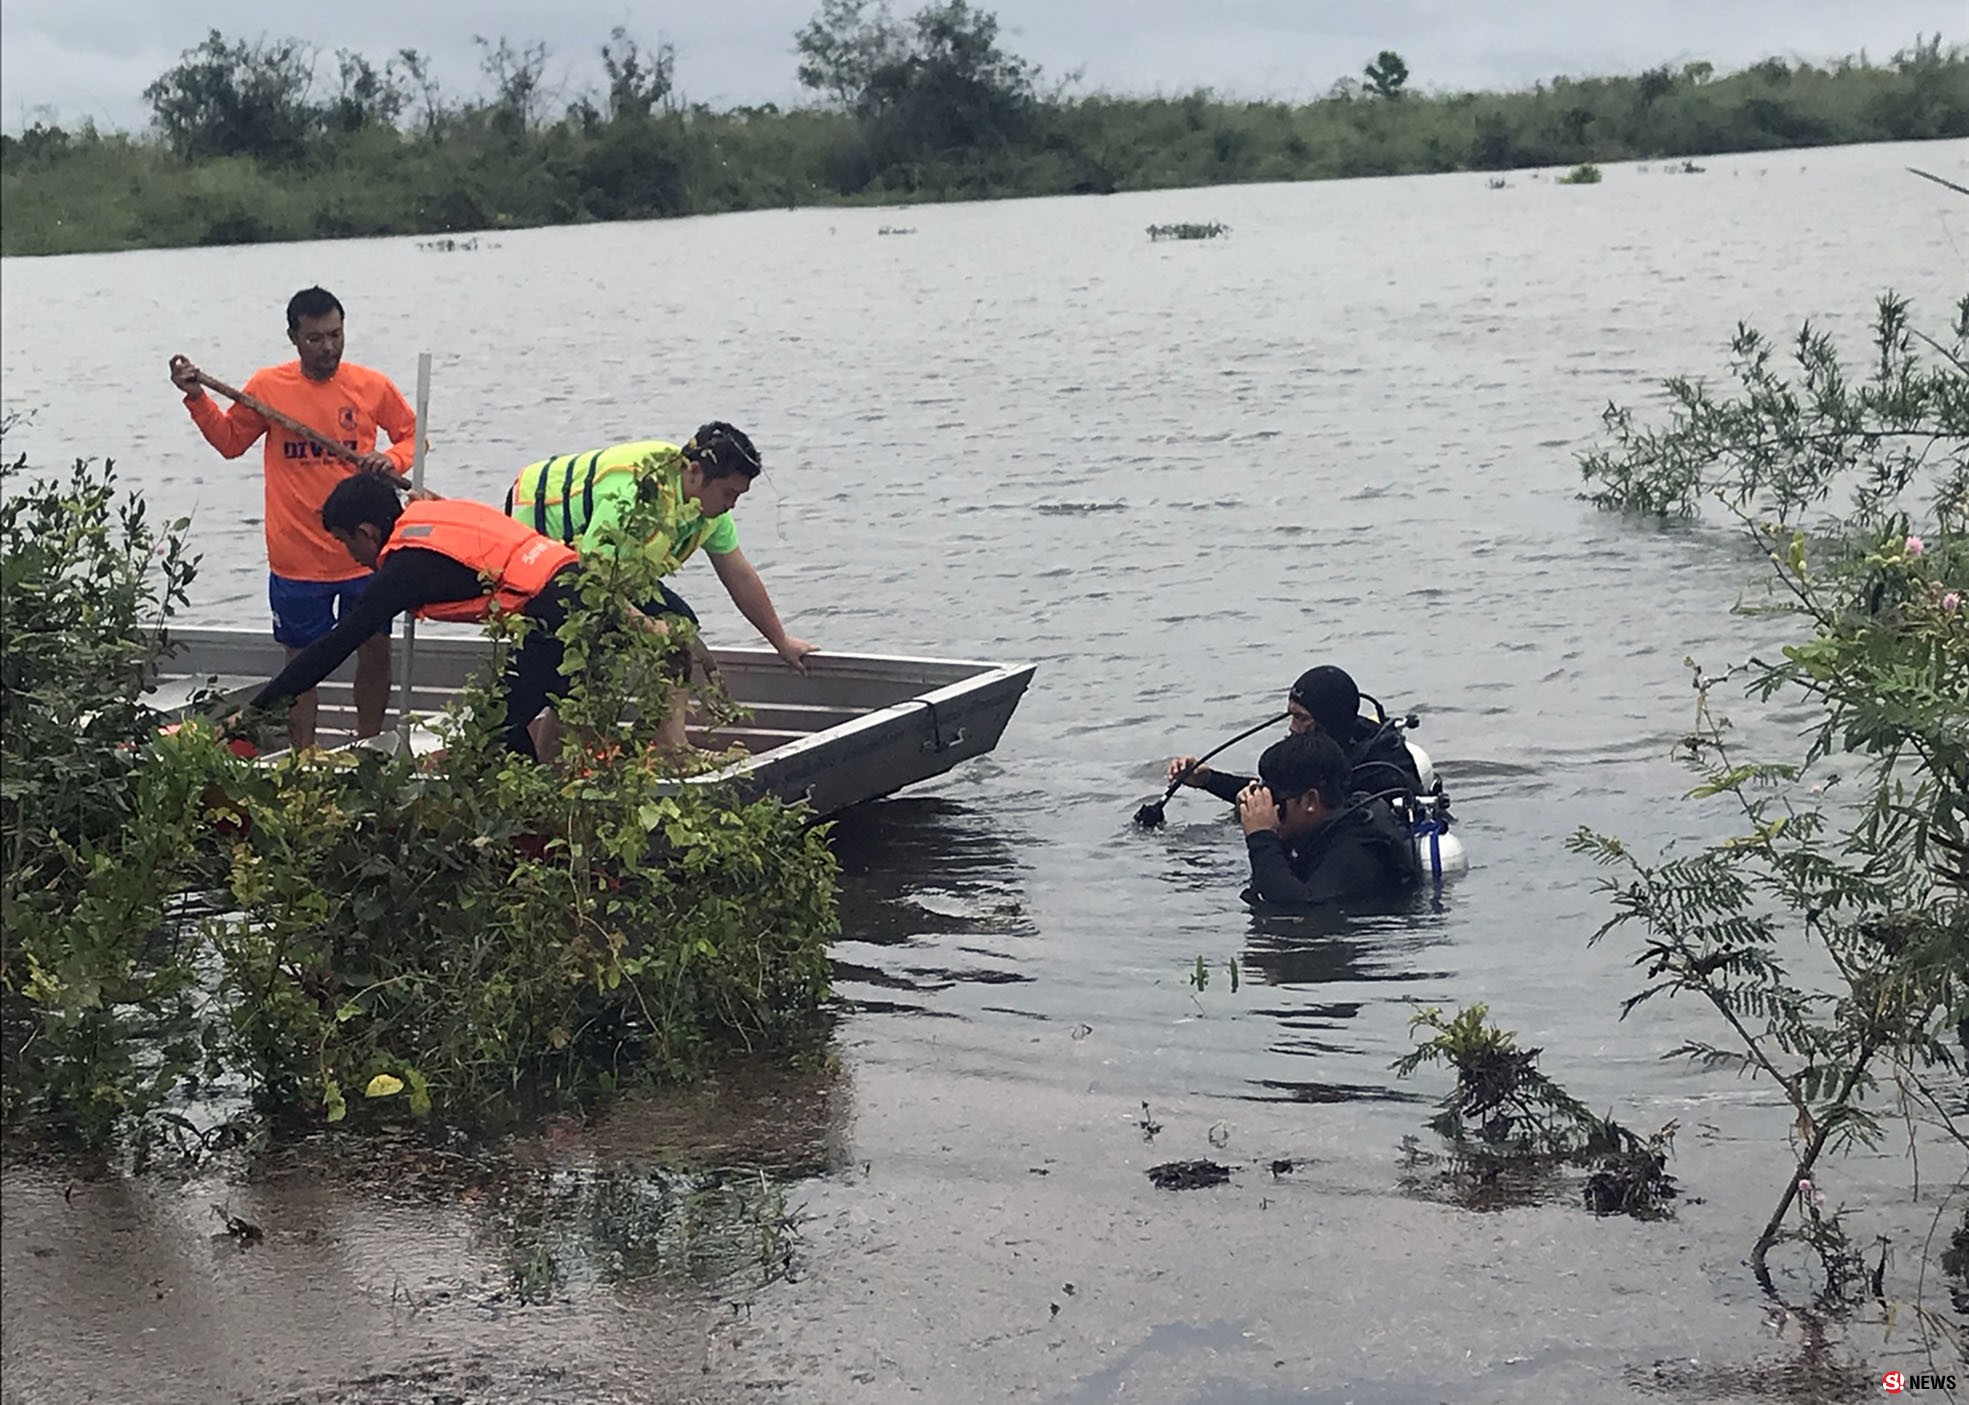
[169,286,417,749]
[240,476,618,758]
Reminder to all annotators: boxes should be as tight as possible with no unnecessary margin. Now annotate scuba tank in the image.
[1357,699,1467,884]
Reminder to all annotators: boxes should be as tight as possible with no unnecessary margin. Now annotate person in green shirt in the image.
[506,422,817,753]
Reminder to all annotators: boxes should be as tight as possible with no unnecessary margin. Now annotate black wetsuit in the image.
[1242,794,1424,907]
[1195,715,1423,803]
[250,548,581,759]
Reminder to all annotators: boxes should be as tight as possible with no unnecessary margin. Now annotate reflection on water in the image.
[827,796,1038,1015]
[1,1060,850,1404]
[1240,907,1455,1104]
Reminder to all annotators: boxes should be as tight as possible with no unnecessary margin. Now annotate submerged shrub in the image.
[1393,1002,1680,1218]
[1,450,839,1146]
[0,449,208,1144]
[1573,290,1968,1312]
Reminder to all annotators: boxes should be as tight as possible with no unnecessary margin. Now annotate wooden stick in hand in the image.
[183,363,418,492]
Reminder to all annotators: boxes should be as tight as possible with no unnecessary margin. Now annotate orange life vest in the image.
[377,500,579,623]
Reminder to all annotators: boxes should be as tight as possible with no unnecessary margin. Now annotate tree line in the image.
[1,3,1963,255]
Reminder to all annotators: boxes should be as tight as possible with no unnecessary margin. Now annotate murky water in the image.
[4,140,1966,1403]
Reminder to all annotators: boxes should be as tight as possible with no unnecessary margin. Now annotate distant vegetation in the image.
[1147,221,1229,241]
[1,5,1964,255]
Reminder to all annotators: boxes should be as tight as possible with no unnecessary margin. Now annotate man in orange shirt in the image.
[168,286,416,748]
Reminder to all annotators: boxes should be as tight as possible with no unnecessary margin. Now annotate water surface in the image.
[3,139,1964,1403]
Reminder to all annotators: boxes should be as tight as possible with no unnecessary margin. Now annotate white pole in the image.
[396,352,432,747]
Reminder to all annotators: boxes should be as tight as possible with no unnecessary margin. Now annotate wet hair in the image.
[1257,732,1353,810]
[287,286,346,332]
[681,422,762,480]
[1288,665,1360,738]
[321,473,402,536]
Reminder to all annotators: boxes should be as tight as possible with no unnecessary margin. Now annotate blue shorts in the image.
[269,573,390,649]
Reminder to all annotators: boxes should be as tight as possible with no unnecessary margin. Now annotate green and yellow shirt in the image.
[505,439,739,574]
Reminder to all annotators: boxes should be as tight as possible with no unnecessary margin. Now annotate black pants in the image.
[637,582,699,685]
[638,580,699,627]
[500,575,698,758]
[502,572,581,759]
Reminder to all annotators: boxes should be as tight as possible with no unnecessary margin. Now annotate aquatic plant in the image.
[1574,289,1968,1332]
[1392,1003,1679,1217]
[1556,162,1602,185]
[1393,1004,1596,1151]
[0,450,840,1148]
[1147,221,1229,241]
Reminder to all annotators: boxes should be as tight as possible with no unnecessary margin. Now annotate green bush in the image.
[1,450,840,1146]
[4,33,1966,255]
[1572,291,1968,1303]
[0,449,206,1144]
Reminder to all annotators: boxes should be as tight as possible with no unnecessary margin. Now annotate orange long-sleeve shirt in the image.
[185,360,417,581]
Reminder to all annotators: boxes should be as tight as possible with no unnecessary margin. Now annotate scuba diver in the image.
[1165,664,1421,800]
[1236,732,1424,907]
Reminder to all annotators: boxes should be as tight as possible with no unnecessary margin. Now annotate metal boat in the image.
[147,627,1036,819]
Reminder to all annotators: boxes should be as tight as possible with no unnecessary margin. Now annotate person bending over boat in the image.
[1237,732,1424,907]
[506,425,817,754]
[1166,664,1420,801]
[237,476,652,760]
[169,287,417,749]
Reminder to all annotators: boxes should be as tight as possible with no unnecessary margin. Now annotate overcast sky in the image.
[1,0,1958,133]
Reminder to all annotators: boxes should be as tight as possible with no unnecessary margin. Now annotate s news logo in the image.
[1884,1374,1906,1395]
[1886,1371,1963,1394]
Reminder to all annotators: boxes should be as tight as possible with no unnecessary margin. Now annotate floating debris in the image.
[416,236,482,252]
[1485,176,1510,189]
[210,1205,264,1245]
[1147,221,1229,241]
[1033,501,1127,515]
[1147,1159,1231,1191]
[1557,163,1603,186]
[877,225,916,236]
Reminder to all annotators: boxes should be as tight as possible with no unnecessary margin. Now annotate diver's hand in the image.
[1167,755,1212,788]
[1237,780,1279,836]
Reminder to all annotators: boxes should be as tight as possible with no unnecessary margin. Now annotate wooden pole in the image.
[191,368,415,491]
[396,353,433,746]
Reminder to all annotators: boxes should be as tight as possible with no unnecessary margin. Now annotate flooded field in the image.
[3,138,1965,1402]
